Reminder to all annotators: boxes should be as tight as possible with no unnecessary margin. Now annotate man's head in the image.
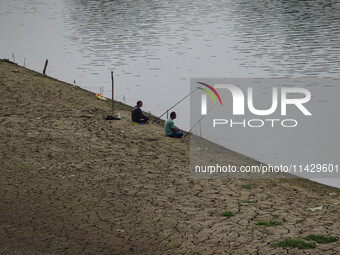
[170,111,176,119]
[137,100,143,107]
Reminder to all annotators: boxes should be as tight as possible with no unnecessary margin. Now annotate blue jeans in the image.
[169,129,183,138]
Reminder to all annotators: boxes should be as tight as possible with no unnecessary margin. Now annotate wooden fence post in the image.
[43,59,48,75]
[111,71,114,114]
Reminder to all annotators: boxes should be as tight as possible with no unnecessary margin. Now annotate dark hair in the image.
[170,111,176,118]
[137,100,142,106]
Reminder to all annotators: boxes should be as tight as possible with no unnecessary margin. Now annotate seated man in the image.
[131,100,149,123]
[164,111,183,138]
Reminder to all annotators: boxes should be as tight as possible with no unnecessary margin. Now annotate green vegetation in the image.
[295,218,306,224]
[270,239,316,249]
[242,200,257,204]
[15,153,28,169]
[72,86,81,90]
[260,228,272,238]
[170,222,179,248]
[242,184,254,189]
[172,222,179,232]
[256,221,282,226]
[323,223,333,227]
[221,211,235,217]
[272,214,279,218]
[304,234,338,244]
[237,199,241,208]
[251,226,256,240]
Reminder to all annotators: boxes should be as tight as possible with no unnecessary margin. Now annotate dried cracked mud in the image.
[0,60,339,254]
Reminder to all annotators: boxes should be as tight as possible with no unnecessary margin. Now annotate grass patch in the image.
[304,234,338,244]
[270,239,316,249]
[295,218,306,224]
[251,226,256,240]
[272,214,279,218]
[242,200,257,204]
[260,228,273,237]
[323,223,333,227]
[256,221,282,226]
[15,153,28,169]
[242,184,254,189]
[169,222,179,248]
[172,222,179,232]
[221,211,235,217]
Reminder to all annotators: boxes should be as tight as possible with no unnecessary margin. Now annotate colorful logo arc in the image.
[197,82,223,106]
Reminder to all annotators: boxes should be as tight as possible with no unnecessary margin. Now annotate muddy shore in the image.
[0,60,339,254]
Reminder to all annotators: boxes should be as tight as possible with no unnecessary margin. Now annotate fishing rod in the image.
[183,104,215,138]
[184,85,231,138]
[154,86,202,122]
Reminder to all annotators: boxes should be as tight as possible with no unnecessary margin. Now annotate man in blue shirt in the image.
[164,112,183,138]
[131,100,149,123]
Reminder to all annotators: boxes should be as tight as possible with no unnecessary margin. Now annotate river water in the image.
[1,0,339,187]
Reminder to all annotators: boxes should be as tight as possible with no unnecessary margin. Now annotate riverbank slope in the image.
[0,59,339,254]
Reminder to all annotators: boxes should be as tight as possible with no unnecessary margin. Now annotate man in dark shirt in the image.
[131,100,149,123]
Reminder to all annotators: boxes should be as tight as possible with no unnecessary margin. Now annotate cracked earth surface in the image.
[0,60,339,254]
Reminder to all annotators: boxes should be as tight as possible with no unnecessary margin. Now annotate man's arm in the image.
[136,108,143,119]
[170,121,177,132]
[141,111,147,119]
